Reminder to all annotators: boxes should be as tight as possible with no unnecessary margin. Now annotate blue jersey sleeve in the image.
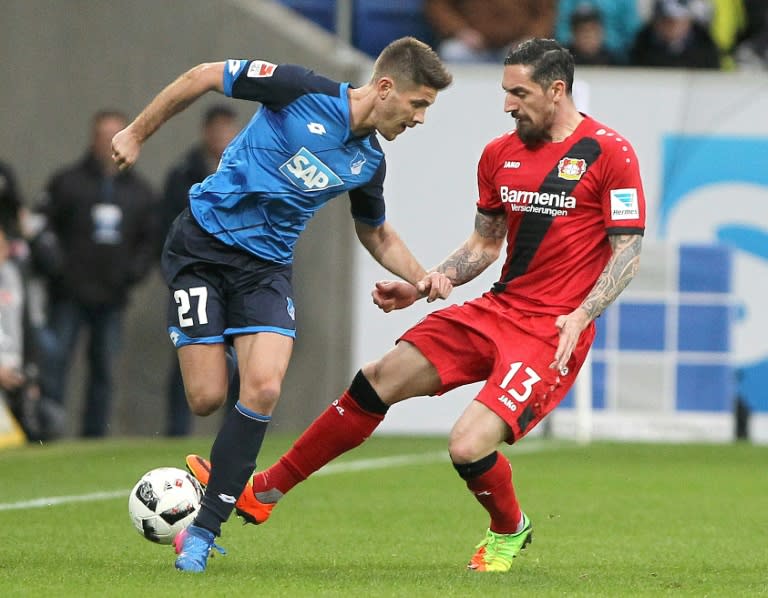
[223,60,341,110]
[348,157,386,227]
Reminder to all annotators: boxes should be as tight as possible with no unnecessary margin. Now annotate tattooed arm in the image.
[371,210,507,312]
[433,210,507,285]
[550,233,643,370]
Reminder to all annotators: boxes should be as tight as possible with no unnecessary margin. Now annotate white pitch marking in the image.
[0,440,567,512]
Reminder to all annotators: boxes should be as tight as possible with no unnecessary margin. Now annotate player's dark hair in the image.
[203,104,237,127]
[373,36,452,91]
[92,108,128,127]
[504,38,575,94]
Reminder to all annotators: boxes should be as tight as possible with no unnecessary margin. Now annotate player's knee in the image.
[186,389,227,416]
[239,379,282,413]
[448,430,489,464]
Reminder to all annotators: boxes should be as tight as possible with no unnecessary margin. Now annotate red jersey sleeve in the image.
[476,136,505,213]
[597,134,646,234]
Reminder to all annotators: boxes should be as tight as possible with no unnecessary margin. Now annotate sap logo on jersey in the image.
[610,188,639,220]
[280,147,344,192]
[247,60,276,78]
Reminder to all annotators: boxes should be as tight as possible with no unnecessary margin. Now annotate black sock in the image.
[194,402,270,536]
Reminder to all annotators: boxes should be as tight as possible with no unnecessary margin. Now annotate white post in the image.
[574,350,593,444]
[335,0,353,47]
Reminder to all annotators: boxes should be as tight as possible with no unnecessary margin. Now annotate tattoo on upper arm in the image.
[475,211,507,240]
[435,212,506,285]
[580,234,642,320]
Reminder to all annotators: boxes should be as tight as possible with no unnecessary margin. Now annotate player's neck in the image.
[550,105,584,143]
[348,85,377,137]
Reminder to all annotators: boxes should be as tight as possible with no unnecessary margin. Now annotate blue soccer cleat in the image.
[173,524,226,573]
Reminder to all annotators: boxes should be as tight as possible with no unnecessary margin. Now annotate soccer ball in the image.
[128,467,203,544]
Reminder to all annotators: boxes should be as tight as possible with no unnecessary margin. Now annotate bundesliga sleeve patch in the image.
[610,188,640,220]
[247,60,277,78]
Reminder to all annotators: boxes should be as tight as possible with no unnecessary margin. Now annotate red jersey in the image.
[476,114,645,315]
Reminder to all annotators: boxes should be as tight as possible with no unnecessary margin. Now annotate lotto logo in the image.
[279,147,343,192]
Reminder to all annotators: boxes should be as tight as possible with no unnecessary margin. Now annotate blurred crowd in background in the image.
[1,0,766,443]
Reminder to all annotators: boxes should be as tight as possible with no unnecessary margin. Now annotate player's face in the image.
[92,116,128,170]
[376,79,437,141]
[502,64,558,148]
[203,116,239,159]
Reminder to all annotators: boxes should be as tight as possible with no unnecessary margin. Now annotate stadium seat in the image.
[276,0,336,32]
[353,1,435,57]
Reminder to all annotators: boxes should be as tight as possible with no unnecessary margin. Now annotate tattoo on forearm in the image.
[435,212,506,285]
[580,234,642,320]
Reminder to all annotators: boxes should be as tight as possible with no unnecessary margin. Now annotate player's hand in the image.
[372,280,420,312]
[0,366,25,391]
[415,271,453,303]
[111,127,141,171]
[550,308,591,373]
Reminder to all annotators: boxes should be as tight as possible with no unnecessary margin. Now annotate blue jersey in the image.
[188,59,387,264]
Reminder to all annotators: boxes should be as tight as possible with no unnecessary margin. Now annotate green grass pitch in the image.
[1,435,766,597]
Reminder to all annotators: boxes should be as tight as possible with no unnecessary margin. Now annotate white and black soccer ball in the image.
[128,467,203,545]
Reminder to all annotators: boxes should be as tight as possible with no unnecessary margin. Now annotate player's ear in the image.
[550,80,566,102]
[376,77,394,100]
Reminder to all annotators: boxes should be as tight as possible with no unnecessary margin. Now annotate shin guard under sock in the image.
[253,370,387,497]
[454,451,522,534]
[194,402,270,535]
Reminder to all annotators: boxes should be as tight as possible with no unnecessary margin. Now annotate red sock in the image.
[465,452,522,534]
[253,390,385,496]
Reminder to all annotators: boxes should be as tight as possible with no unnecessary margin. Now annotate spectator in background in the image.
[0,226,66,441]
[705,0,748,70]
[566,4,621,65]
[629,0,721,69]
[556,0,641,63]
[425,0,556,63]
[0,162,65,441]
[734,0,768,69]
[162,105,239,437]
[0,161,23,241]
[36,109,158,437]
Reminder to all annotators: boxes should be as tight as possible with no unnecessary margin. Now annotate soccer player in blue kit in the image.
[111,37,454,572]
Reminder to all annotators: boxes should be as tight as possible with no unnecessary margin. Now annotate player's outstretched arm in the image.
[111,62,226,170]
[432,210,506,286]
[369,210,505,312]
[550,233,643,371]
[354,220,429,286]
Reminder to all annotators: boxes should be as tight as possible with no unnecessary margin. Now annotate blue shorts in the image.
[160,210,296,348]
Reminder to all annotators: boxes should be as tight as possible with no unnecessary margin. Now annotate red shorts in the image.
[398,292,595,443]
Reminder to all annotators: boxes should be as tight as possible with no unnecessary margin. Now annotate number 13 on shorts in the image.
[498,361,542,409]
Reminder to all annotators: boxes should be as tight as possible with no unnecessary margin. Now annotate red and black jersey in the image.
[476,114,645,315]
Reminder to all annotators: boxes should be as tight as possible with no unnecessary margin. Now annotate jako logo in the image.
[280,147,343,192]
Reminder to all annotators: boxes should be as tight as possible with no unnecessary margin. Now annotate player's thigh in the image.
[234,332,293,394]
[362,341,442,405]
[475,314,593,443]
[177,343,230,402]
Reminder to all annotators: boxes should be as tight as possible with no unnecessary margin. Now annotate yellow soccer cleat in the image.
[467,514,533,572]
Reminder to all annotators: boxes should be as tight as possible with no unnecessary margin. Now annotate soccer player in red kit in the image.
[187,38,645,572]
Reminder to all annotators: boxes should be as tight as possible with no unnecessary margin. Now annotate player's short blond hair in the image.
[372,37,452,91]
